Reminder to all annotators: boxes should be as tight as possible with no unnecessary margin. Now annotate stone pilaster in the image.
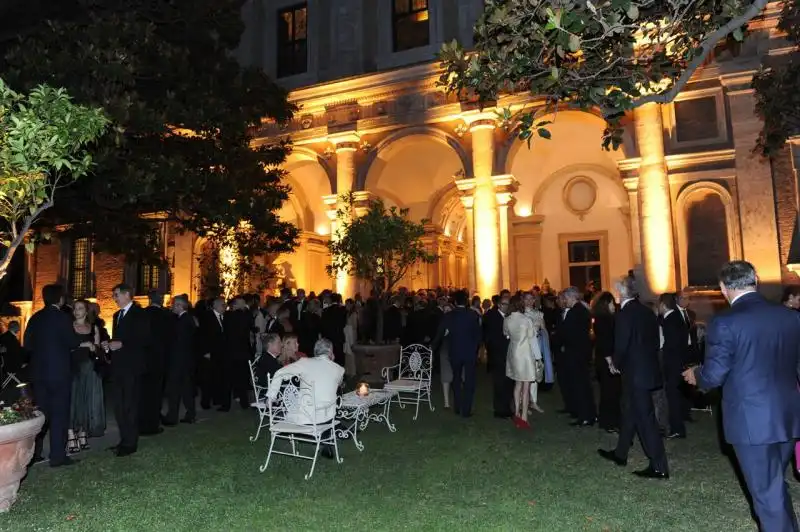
[328,133,361,297]
[634,102,676,295]
[494,174,518,291]
[455,181,477,294]
[724,75,782,290]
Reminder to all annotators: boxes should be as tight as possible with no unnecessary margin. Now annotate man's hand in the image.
[682,367,698,386]
[108,340,123,351]
[204,353,211,360]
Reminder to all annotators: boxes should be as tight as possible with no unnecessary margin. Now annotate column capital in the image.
[329,131,361,151]
[469,118,497,132]
[454,177,477,194]
[492,174,519,195]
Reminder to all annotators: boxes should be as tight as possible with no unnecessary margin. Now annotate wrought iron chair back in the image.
[398,344,433,383]
[268,372,318,427]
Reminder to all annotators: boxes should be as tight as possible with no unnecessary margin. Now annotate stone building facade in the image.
[10,0,800,330]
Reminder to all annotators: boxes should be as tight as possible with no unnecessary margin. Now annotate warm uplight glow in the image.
[516,205,532,217]
[219,231,240,301]
[635,103,675,295]
[316,224,330,236]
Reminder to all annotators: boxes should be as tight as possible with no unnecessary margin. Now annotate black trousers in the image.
[450,356,477,417]
[615,383,669,473]
[196,355,214,408]
[596,361,621,430]
[219,358,250,410]
[566,354,596,422]
[33,378,71,463]
[491,352,514,416]
[113,373,141,451]
[138,369,163,434]
[663,360,687,436]
[164,362,196,423]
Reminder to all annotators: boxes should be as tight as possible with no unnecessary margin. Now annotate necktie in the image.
[217,313,224,330]
[117,309,125,326]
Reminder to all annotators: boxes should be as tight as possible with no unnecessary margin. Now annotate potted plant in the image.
[0,391,44,512]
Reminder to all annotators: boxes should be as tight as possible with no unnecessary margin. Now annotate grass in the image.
[1,379,785,532]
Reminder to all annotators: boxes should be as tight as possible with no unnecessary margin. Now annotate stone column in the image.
[634,102,676,296]
[330,136,360,297]
[494,175,518,291]
[469,119,501,298]
[458,190,477,293]
[725,79,781,289]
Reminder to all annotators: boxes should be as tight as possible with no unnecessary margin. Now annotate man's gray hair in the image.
[560,286,581,301]
[313,338,334,358]
[148,290,164,306]
[6,320,20,333]
[615,275,638,300]
[718,260,757,290]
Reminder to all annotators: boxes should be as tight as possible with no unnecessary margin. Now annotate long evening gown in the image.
[70,327,106,437]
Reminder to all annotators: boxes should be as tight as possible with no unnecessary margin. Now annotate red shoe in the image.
[512,415,523,428]
[518,418,531,430]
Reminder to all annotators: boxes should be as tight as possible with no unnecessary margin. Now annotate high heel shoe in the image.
[518,418,532,430]
[512,415,523,428]
[67,436,80,454]
[79,434,90,450]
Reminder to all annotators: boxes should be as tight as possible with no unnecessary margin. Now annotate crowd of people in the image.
[5,259,800,531]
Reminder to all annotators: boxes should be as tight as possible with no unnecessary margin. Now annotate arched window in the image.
[685,191,730,287]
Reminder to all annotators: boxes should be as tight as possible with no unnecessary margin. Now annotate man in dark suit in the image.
[483,295,513,418]
[684,261,800,530]
[658,292,689,439]
[557,287,596,426]
[320,294,347,367]
[139,291,171,436]
[598,276,669,479]
[436,290,481,418]
[255,333,283,384]
[0,320,25,382]
[104,283,151,457]
[383,296,404,344]
[221,295,254,411]
[199,296,226,409]
[163,294,198,425]
[26,284,80,467]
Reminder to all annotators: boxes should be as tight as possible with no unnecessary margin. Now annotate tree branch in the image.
[619,0,769,112]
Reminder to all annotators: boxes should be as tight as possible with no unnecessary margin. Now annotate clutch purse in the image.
[534,359,544,382]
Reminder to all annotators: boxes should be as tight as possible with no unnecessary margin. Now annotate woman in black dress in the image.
[68,299,106,453]
[592,292,620,433]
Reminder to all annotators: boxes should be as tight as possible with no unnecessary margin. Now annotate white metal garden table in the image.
[336,388,398,451]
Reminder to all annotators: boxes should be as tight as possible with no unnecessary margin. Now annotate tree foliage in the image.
[0,77,108,280]
[439,0,771,149]
[0,0,298,268]
[327,195,438,295]
[752,0,800,154]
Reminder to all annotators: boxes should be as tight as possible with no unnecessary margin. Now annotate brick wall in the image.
[770,146,799,284]
[92,252,125,326]
[32,239,61,311]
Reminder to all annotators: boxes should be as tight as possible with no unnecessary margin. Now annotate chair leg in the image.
[332,429,343,464]
[427,385,435,412]
[413,391,421,421]
[259,434,277,473]
[290,436,297,456]
[305,441,321,480]
[250,411,265,442]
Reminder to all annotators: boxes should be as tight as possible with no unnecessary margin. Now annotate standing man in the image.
[598,276,669,479]
[221,295,253,411]
[139,291,171,436]
[684,261,800,531]
[483,295,512,418]
[438,290,482,418]
[658,292,689,440]
[104,283,150,457]
[163,294,198,425]
[321,294,347,367]
[200,296,226,409]
[557,287,596,426]
[26,284,80,467]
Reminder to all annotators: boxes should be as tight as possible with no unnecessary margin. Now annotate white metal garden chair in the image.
[248,359,270,442]
[382,344,434,421]
[259,372,342,480]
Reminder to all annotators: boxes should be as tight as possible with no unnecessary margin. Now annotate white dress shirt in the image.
[267,356,344,425]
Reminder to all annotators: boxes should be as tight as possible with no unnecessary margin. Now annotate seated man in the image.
[0,321,25,383]
[254,333,283,385]
[266,338,344,459]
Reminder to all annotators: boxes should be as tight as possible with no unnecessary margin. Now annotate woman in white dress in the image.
[343,299,359,377]
[523,292,546,413]
[504,295,541,429]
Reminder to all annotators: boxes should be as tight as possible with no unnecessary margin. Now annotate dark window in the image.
[138,263,161,296]
[674,97,719,143]
[687,193,730,286]
[69,237,93,298]
[567,240,602,292]
[392,0,430,52]
[277,4,308,78]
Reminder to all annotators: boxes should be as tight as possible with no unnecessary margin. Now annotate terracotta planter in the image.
[0,413,45,512]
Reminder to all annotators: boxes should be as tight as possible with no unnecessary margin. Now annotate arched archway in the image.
[675,182,742,288]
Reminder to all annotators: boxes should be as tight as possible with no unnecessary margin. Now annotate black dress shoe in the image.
[180,417,196,424]
[666,432,686,440]
[597,448,628,466]
[50,457,78,468]
[633,467,669,480]
[115,447,137,457]
[570,419,595,427]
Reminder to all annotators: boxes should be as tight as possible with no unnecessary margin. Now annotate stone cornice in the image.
[617,148,736,173]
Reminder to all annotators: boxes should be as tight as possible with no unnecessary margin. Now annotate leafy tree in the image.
[752,0,800,154]
[438,0,781,150]
[0,0,298,273]
[327,195,438,295]
[0,78,108,281]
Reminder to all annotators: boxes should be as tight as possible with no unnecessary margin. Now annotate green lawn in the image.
[1,382,782,532]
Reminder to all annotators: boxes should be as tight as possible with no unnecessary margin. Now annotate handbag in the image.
[534,359,544,382]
